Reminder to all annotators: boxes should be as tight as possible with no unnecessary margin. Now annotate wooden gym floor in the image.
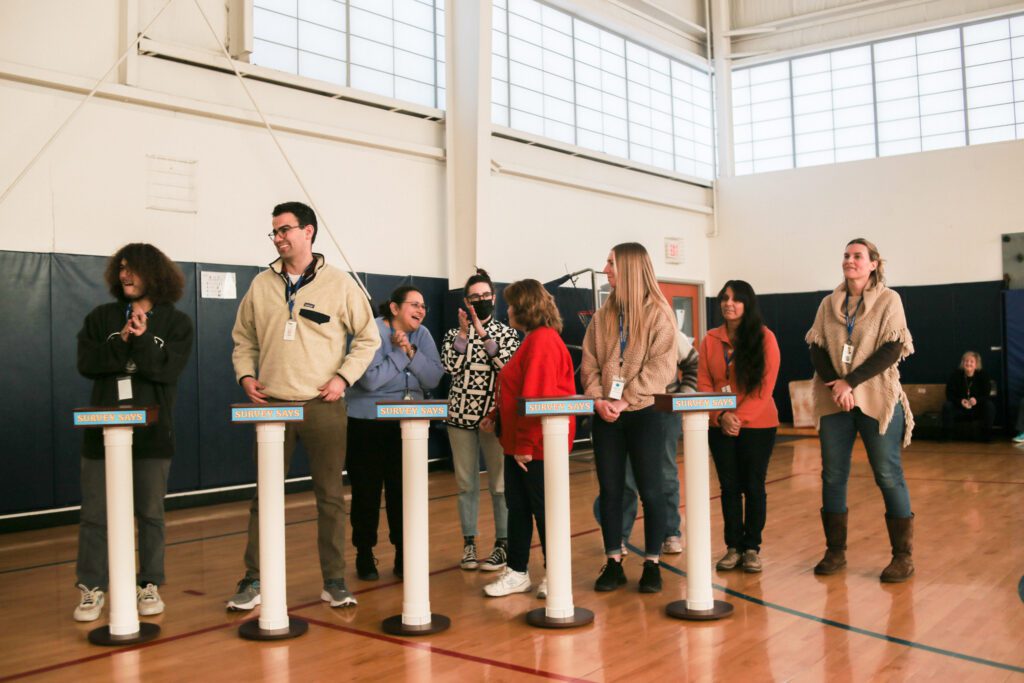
[0,435,1022,682]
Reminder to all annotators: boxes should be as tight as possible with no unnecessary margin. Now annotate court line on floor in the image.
[635,542,1024,675]
[848,474,1024,485]
[300,615,594,682]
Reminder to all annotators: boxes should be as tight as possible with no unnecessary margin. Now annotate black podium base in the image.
[381,614,451,636]
[525,606,594,629]
[665,599,734,621]
[239,617,309,640]
[88,622,160,646]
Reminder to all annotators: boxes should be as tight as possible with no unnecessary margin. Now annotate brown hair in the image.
[959,351,982,370]
[846,238,885,286]
[104,243,185,305]
[603,242,673,345]
[503,279,563,333]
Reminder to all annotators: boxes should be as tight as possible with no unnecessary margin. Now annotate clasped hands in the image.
[595,398,629,423]
[825,378,855,412]
[119,309,149,342]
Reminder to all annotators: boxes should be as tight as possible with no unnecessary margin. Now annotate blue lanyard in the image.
[844,292,863,342]
[286,273,305,319]
[125,304,153,321]
[723,345,733,371]
[618,314,628,367]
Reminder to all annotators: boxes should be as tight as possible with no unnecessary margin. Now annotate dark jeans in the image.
[77,457,171,589]
[708,427,777,553]
[346,417,403,552]
[941,399,995,439]
[593,407,670,557]
[505,457,545,573]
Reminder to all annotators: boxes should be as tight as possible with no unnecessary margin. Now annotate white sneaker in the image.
[73,584,105,622]
[536,576,548,599]
[137,583,165,616]
[662,536,683,554]
[483,568,531,597]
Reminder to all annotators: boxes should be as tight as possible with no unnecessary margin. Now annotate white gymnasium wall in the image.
[713,138,1024,294]
[0,0,714,286]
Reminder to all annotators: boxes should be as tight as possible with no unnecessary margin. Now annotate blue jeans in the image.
[448,425,508,540]
[820,403,912,518]
[593,407,670,557]
[592,413,682,541]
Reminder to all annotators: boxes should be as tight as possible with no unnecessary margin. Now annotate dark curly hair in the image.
[104,243,185,305]
[718,280,766,394]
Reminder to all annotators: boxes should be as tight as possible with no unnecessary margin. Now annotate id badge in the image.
[841,343,854,365]
[720,384,732,393]
[609,377,625,400]
[117,375,133,402]
[283,320,297,341]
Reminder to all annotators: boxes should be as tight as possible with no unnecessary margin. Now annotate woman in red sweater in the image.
[698,280,780,573]
[482,279,576,599]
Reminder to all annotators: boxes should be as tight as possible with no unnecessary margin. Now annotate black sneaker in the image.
[356,551,378,581]
[594,557,627,592]
[639,560,662,593]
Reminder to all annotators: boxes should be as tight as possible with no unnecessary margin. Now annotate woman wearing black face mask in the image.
[441,268,521,574]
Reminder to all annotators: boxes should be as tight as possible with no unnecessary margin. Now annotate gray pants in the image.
[448,424,507,540]
[76,456,171,589]
[244,397,349,582]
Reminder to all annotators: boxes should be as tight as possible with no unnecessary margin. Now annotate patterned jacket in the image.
[441,320,520,429]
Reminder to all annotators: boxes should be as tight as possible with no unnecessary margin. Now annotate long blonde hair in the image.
[602,243,673,348]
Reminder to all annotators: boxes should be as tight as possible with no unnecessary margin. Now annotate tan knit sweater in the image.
[581,302,677,411]
[805,282,915,446]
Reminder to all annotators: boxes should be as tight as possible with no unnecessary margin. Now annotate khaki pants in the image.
[243,397,348,582]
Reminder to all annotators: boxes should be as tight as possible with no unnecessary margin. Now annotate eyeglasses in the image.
[268,225,302,240]
[402,301,428,312]
[466,293,493,303]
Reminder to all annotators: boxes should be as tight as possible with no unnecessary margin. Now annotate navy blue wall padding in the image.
[705,281,1005,425]
[168,263,200,493]
[1003,290,1024,426]
[0,251,54,513]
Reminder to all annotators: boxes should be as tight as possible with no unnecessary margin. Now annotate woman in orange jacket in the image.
[698,280,780,573]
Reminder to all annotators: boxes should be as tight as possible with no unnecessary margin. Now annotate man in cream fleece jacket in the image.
[226,201,380,611]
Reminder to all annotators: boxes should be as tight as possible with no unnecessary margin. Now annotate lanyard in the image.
[618,314,628,369]
[723,345,733,372]
[125,304,153,321]
[286,273,305,319]
[844,292,863,343]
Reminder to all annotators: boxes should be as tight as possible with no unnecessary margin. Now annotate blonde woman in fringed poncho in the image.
[806,238,916,583]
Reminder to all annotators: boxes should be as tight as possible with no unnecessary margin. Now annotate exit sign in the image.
[665,237,683,264]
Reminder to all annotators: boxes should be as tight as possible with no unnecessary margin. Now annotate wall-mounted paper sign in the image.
[201,271,237,299]
[665,237,683,264]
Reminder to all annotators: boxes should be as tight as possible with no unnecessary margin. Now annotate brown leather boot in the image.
[813,509,848,575]
[880,514,914,583]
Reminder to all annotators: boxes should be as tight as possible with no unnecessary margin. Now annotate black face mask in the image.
[470,299,494,320]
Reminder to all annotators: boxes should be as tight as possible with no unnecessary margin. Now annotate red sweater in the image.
[697,325,780,428]
[496,326,576,459]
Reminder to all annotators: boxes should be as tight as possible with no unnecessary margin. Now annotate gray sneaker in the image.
[73,584,105,622]
[661,536,683,554]
[321,579,357,607]
[716,548,742,571]
[742,549,763,573]
[226,577,261,611]
[137,583,165,616]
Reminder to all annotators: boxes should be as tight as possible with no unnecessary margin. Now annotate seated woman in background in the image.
[481,279,575,599]
[942,351,995,442]
[345,286,444,581]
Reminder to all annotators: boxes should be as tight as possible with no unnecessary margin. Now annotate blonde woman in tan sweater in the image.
[582,243,677,594]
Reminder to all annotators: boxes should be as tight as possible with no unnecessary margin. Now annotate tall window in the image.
[251,0,445,109]
[493,0,715,181]
[732,12,1024,175]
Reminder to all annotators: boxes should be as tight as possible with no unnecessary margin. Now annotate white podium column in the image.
[655,393,734,621]
[522,397,593,629]
[232,403,307,641]
[73,406,161,646]
[378,400,450,636]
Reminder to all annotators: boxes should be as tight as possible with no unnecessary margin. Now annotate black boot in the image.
[356,549,378,581]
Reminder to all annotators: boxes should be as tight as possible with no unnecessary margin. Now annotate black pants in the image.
[708,427,776,553]
[941,400,995,440]
[505,457,545,573]
[593,407,669,556]
[346,417,402,552]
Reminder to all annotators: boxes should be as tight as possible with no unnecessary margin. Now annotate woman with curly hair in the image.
[698,280,780,573]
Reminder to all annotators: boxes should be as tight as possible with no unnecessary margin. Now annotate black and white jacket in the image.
[440,320,520,429]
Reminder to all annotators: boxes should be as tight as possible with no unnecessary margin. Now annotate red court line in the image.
[300,615,595,682]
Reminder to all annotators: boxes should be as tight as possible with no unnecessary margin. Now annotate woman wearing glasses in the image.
[345,285,444,580]
[441,269,521,573]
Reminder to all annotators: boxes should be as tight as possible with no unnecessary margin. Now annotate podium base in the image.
[665,599,734,621]
[525,607,594,629]
[381,614,450,636]
[88,622,160,646]
[239,617,309,640]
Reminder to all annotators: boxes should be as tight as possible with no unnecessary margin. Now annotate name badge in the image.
[841,343,854,365]
[284,320,297,341]
[117,376,133,402]
[720,384,732,393]
[608,377,625,400]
